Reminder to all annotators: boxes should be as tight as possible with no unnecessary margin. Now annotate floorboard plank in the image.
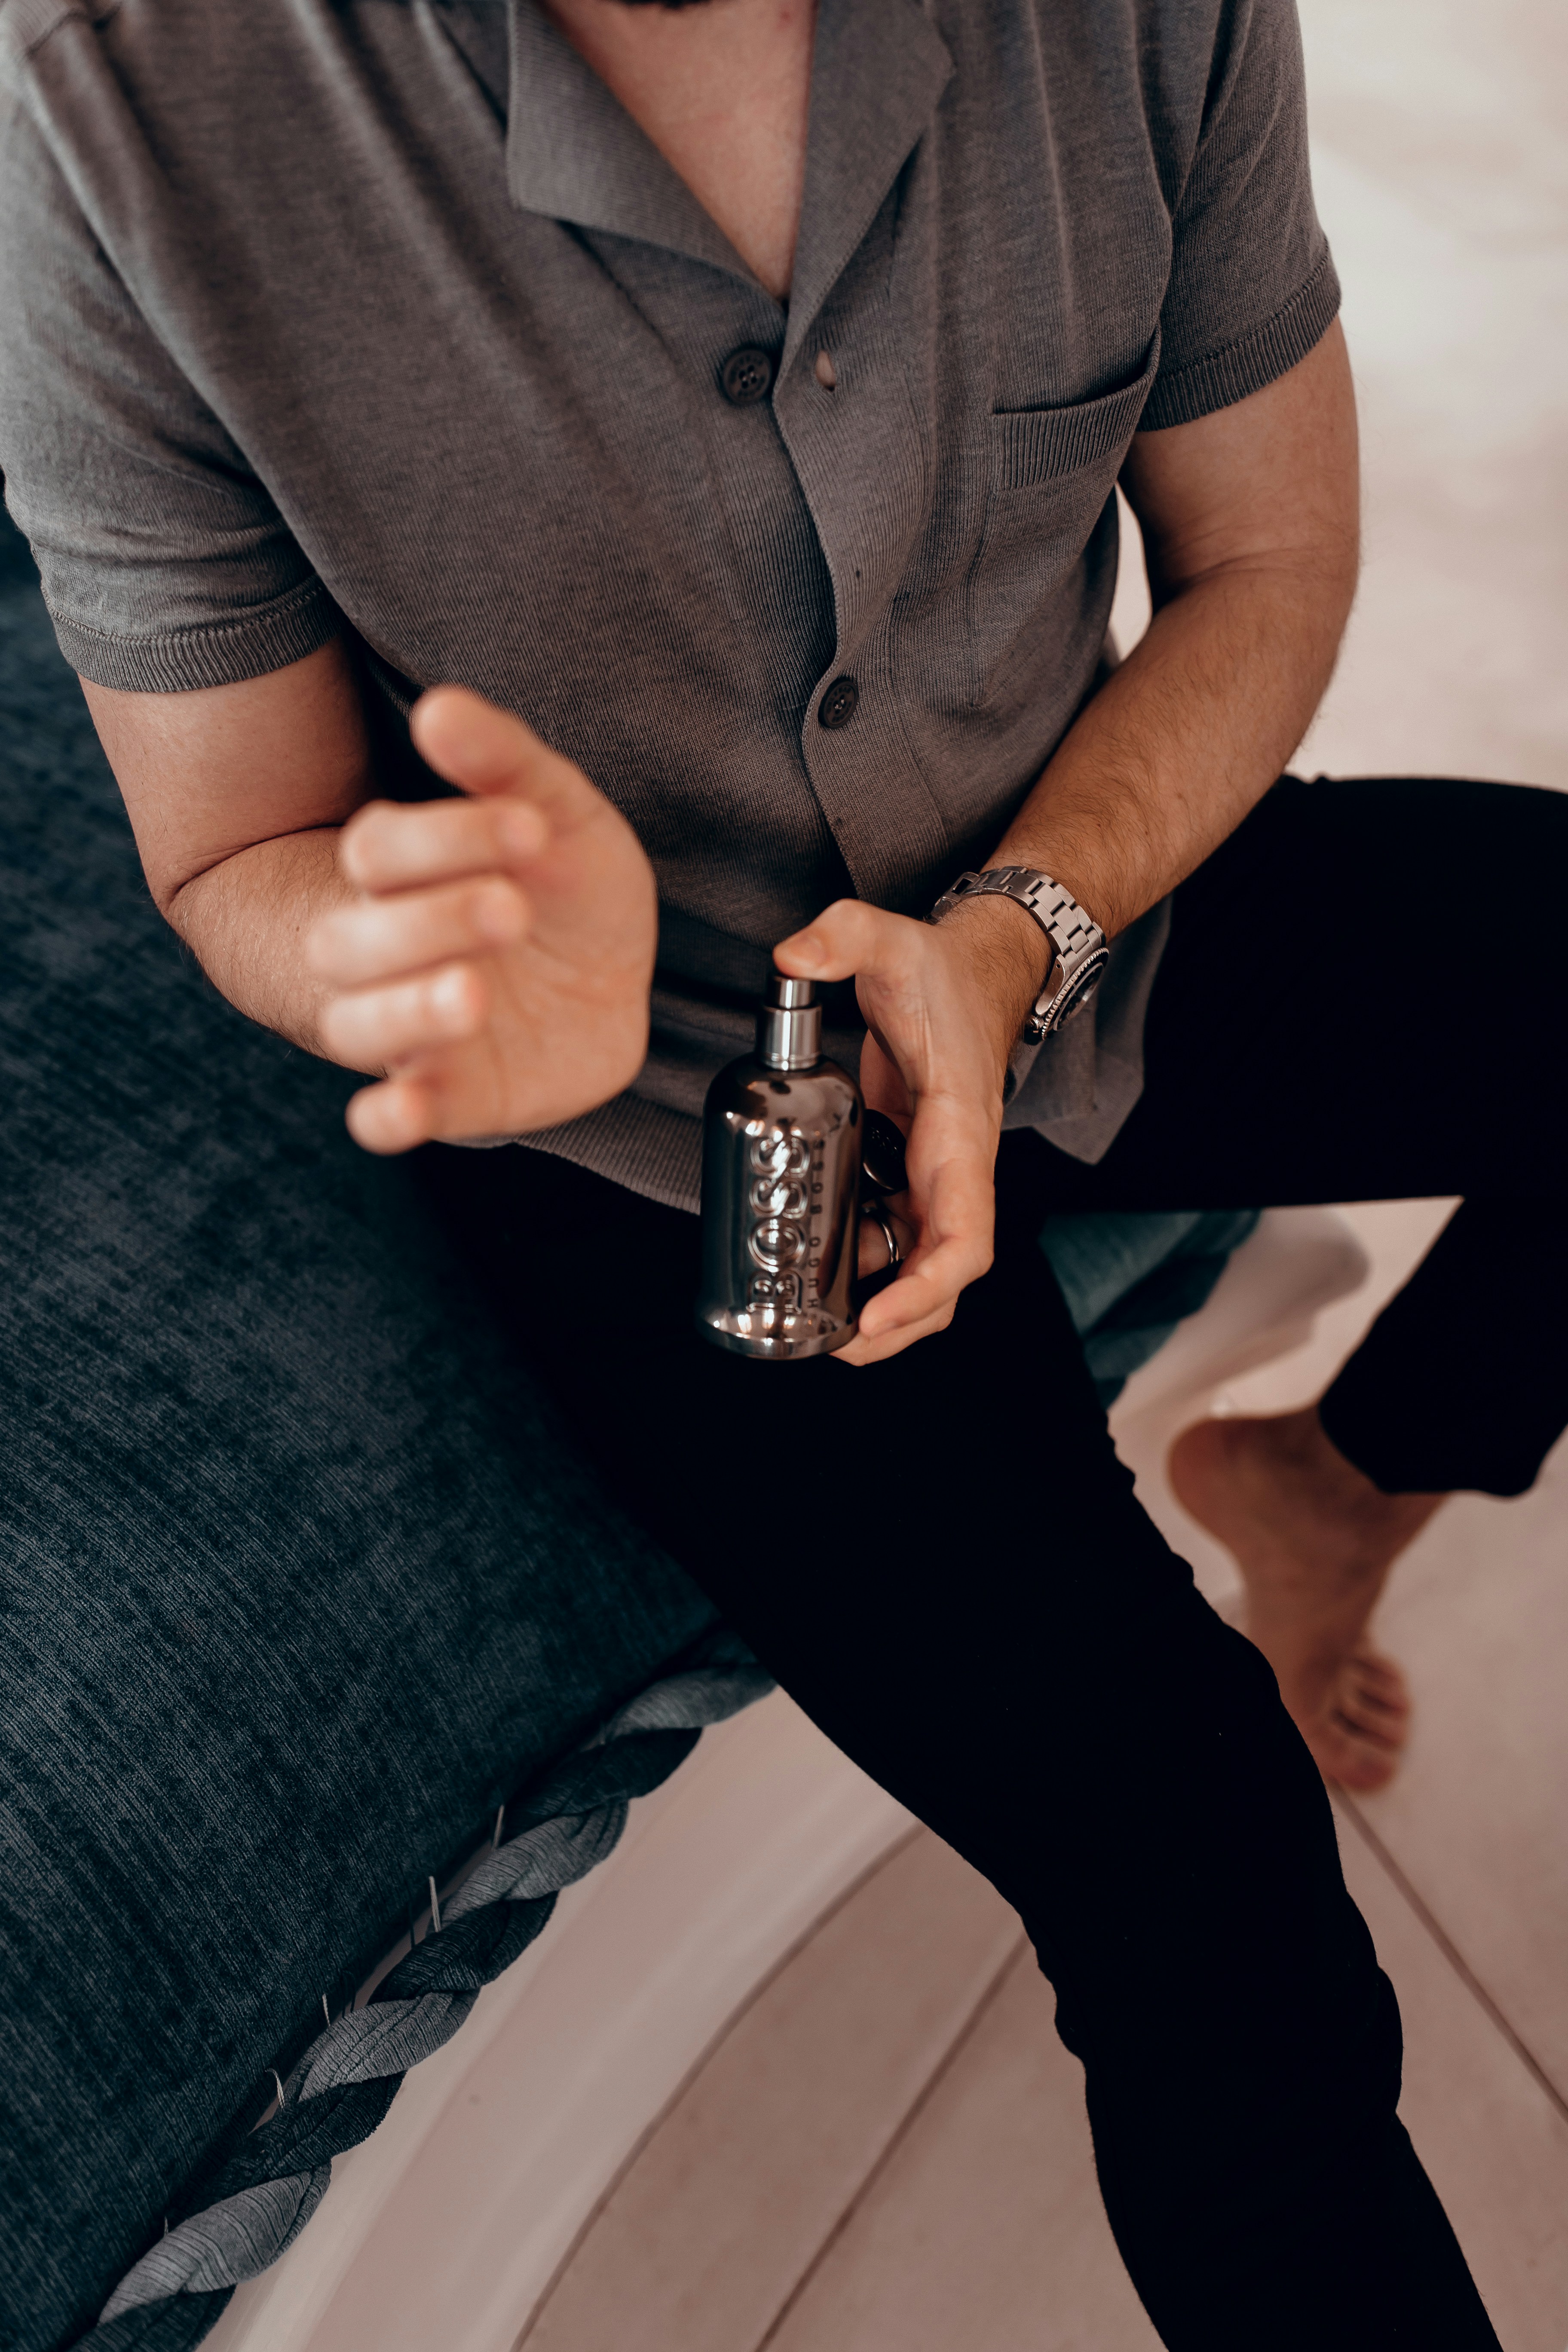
[1335,1801,1568,2351]
[519,1830,1020,2352]
[764,1949,1160,2352]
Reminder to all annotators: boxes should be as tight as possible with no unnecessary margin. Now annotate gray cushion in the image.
[0,513,728,2351]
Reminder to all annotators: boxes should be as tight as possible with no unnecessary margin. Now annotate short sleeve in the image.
[1139,0,1340,432]
[0,80,337,692]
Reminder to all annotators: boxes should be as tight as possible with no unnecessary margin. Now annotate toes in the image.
[1300,1706,1401,1790]
[1291,1658,1410,1790]
[1316,1728,1402,1794]
[1334,1682,1408,1743]
[1349,1645,1408,1693]
[1329,1703,1403,1759]
[1336,1651,1412,1744]
[1285,1648,1412,1791]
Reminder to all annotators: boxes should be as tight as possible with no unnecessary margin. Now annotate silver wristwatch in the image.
[927,866,1110,1041]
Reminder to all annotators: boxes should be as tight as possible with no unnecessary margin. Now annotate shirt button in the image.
[719,345,777,405]
[814,349,838,390]
[818,676,859,730]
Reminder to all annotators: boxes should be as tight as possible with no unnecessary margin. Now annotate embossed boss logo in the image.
[745,1123,818,1313]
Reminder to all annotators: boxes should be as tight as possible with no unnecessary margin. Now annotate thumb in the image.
[410,686,602,830]
[775,897,922,986]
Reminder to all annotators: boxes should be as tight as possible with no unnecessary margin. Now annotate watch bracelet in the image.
[925,866,1106,1040]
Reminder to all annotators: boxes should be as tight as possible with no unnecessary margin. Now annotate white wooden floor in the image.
[510,5,1568,2348]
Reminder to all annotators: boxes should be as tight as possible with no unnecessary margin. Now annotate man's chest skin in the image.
[539,0,818,303]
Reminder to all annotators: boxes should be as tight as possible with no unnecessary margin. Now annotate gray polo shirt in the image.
[0,0,1337,1210]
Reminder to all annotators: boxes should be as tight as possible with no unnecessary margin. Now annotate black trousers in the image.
[423,777,1568,2348]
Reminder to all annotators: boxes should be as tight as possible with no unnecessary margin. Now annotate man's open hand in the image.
[774,893,1050,1366]
[308,687,657,1153]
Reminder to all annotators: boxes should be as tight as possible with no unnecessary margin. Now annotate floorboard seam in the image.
[750,1932,1032,2352]
[1336,1794,1568,2126]
[507,1818,928,2351]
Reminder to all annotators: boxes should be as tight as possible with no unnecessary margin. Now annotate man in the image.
[3,0,1559,2338]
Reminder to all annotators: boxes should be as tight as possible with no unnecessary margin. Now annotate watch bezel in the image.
[1025,942,1111,1041]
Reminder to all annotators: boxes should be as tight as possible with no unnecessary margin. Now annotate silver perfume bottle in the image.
[697,974,863,1360]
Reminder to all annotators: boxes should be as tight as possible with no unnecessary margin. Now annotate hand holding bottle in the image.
[772,891,1048,1367]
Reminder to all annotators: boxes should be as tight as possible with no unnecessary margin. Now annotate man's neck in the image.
[539,0,817,300]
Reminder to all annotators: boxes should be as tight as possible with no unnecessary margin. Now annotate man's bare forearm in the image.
[80,643,377,1064]
[167,828,361,1063]
[988,323,1361,939]
[992,548,1356,940]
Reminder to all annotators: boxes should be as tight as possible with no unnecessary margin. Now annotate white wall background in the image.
[1113,0,1568,792]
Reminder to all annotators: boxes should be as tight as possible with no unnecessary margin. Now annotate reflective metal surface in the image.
[756,972,824,1071]
[698,977,862,1360]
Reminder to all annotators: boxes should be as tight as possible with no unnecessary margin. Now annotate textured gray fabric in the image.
[0,0,1337,1206]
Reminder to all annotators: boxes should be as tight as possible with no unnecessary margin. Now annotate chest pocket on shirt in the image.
[966,335,1161,712]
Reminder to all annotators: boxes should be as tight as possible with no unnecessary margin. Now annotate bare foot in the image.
[1168,1408,1445,1792]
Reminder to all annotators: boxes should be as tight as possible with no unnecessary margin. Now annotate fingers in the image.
[856,1200,916,1279]
[319,961,488,1069]
[312,860,514,1071]
[309,875,527,988]
[315,686,659,1163]
[836,1292,959,1368]
[338,680,619,902]
[410,685,609,833]
[839,1139,994,1366]
[861,1222,992,1343]
[339,795,546,896]
[318,787,541,1079]
[345,1074,440,1157]
[778,903,1001,1365]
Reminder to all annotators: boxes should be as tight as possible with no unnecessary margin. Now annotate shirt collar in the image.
[505,3,747,278]
[504,0,953,332]
[786,0,952,354]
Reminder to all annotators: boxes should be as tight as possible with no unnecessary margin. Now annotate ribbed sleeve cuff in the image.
[49,578,339,692]
[1139,248,1341,432]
